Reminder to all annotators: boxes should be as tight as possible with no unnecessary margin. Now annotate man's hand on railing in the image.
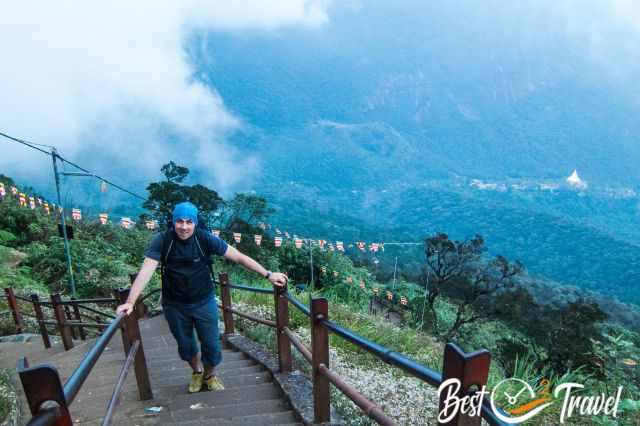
[116,302,134,316]
[268,272,289,288]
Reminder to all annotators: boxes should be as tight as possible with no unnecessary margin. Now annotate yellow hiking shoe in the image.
[188,371,204,393]
[204,374,224,391]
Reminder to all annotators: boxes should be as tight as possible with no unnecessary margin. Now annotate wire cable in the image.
[0,131,52,155]
[0,130,148,202]
[54,152,147,201]
[2,130,423,243]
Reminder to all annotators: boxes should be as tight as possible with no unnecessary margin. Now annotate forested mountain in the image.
[3,0,640,304]
[188,0,640,303]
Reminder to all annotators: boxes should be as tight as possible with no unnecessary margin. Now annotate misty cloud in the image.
[0,1,330,194]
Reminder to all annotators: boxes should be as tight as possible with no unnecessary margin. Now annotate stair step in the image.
[157,411,301,426]
[151,371,271,393]
[147,350,246,363]
[11,317,303,426]
[157,398,292,423]
[67,366,270,402]
[72,382,282,418]
[148,367,265,384]
[75,398,292,425]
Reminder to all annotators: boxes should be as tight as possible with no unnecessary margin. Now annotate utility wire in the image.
[2,130,424,243]
[0,130,148,201]
[54,152,147,201]
[0,131,52,156]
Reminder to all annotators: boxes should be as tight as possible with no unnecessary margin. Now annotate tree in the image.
[522,297,608,374]
[219,193,274,230]
[421,233,522,339]
[160,161,188,183]
[142,162,223,228]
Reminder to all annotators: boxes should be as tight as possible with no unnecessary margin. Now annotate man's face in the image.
[175,218,195,240]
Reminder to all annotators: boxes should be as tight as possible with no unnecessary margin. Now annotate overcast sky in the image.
[0,1,332,196]
[1,0,639,200]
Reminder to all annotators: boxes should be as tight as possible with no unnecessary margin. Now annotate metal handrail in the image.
[286,293,311,316]
[228,285,510,426]
[321,318,442,386]
[75,304,116,319]
[63,314,124,404]
[102,339,140,426]
[228,284,274,294]
[57,298,117,305]
[63,320,110,328]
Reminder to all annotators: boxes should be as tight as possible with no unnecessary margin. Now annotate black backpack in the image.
[159,228,215,281]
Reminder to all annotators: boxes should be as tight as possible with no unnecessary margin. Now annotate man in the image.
[116,202,288,393]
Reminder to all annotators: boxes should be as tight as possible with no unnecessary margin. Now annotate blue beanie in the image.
[172,202,198,226]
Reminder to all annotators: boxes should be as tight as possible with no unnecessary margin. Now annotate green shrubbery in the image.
[1,169,639,424]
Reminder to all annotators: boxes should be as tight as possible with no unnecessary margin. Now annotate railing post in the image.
[4,287,24,333]
[51,293,74,351]
[311,298,330,423]
[116,288,153,400]
[219,273,235,334]
[438,343,490,426]
[129,273,146,319]
[30,294,51,348]
[114,289,132,354]
[64,305,78,340]
[18,358,71,425]
[95,314,106,333]
[70,298,86,340]
[274,285,292,373]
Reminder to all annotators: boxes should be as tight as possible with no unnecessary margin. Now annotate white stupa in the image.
[566,169,587,189]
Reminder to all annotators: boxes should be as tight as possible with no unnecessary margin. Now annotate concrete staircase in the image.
[1,316,303,425]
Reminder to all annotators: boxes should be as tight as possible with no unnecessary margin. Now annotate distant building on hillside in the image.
[566,169,587,190]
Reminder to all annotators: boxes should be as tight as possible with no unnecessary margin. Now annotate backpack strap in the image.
[194,229,215,280]
[160,230,174,277]
[160,229,214,281]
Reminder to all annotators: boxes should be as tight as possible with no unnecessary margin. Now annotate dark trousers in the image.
[163,295,222,368]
